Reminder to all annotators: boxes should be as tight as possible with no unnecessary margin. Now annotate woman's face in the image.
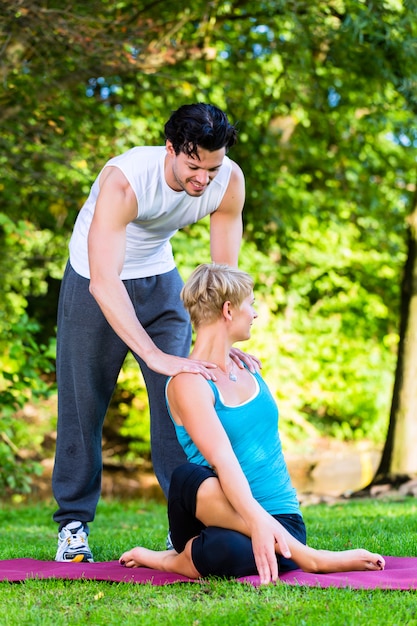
[231,292,257,341]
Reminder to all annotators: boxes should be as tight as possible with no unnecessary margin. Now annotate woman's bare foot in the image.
[119,546,176,570]
[313,548,385,573]
[119,541,201,579]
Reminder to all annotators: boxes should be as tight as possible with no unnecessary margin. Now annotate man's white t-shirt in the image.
[69,146,233,280]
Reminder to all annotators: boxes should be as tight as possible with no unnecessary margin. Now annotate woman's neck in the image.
[190,325,233,373]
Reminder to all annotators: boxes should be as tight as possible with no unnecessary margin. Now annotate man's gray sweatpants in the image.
[52,262,190,527]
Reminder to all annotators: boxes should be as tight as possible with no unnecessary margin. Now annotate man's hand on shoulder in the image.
[145,349,218,380]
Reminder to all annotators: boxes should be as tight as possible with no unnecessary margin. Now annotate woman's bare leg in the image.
[288,542,385,573]
[195,476,249,533]
[196,476,385,573]
[119,477,384,578]
[119,538,201,578]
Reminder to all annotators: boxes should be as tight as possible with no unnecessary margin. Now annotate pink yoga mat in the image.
[0,556,416,590]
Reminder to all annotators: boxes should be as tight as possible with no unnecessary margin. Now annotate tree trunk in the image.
[374,196,417,482]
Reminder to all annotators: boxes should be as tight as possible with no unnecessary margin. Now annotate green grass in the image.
[0,497,416,625]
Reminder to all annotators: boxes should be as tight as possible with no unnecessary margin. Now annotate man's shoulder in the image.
[211,157,245,211]
[104,146,165,189]
[228,158,244,180]
[216,156,244,189]
[109,145,165,163]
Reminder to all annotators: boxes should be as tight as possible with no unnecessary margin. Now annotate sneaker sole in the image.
[58,554,94,563]
[70,554,88,563]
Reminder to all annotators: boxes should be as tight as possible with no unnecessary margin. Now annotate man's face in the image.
[165,141,226,197]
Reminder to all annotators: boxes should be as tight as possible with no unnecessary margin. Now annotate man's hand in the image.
[146,351,218,380]
[229,347,262,374]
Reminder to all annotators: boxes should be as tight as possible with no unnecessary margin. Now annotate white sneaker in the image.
[166,531,174,550]
[55,521,94,563]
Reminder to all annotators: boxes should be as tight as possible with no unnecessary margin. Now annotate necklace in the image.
[228,362,237,382]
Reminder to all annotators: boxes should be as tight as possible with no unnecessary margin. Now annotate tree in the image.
[1,0,233,493]
[1,0,417,491]
[375,188,417,481]
[207,0,416,456]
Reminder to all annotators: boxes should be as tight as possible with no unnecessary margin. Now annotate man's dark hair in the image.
[164,103,238,158]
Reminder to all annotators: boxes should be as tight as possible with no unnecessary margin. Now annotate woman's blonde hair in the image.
[181,263,254,329]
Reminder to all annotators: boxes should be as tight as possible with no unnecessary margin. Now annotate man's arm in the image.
[87,167,217,378]
[209,161,245,267]
[210,160,261,372]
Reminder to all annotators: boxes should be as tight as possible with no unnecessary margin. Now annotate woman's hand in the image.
[249,513,292,585]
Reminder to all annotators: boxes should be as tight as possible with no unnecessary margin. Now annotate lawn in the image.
[0,496,416,626]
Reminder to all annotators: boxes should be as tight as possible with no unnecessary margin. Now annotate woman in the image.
[120,264,384,584]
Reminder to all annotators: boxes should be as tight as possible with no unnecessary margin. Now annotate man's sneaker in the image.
[55,521,94,563]
[166,531,174,550]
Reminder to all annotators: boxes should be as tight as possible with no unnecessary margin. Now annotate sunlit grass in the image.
[0,497,416,625]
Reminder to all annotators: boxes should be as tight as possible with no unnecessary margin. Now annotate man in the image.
[53,103,249,563]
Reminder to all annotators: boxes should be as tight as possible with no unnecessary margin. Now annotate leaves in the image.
[1,0,417,490]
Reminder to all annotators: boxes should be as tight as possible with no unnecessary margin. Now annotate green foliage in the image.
[0,314,54,495]
[0,213,56,495]
[1,0,417,490]
[108,354,151,460]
